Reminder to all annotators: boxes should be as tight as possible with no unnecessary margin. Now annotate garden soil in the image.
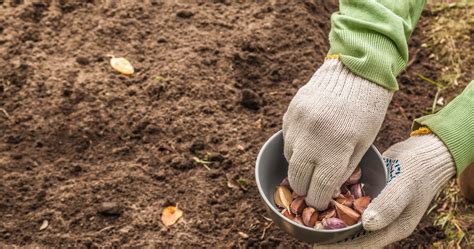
[0,1,471,248]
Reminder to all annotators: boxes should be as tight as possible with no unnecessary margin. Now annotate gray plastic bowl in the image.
[255,130,388,244]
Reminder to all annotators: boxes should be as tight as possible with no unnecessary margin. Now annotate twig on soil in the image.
[193,156,212,171]
[135,164,149,174]
[261,215,272,222]
[97,225,115,233]
[416,73,447,114]
[0,108,12,122]
[397,105,408,120]
[406,48,420,70]
[260,221,273,240]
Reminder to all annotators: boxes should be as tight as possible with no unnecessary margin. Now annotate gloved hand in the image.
[283,58,393,210]
[315,134,456,248]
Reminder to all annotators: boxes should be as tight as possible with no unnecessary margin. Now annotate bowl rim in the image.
[255,130,388,233]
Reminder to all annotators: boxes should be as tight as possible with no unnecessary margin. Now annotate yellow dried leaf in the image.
[410,127,432,137]
[161,206,183,227]
[110,57,134,75]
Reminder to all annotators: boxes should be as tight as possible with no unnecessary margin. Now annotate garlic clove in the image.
[281,209,295,220]
[318,208,336,221]
[336,193,354,207]
[353,196,372,214]
[322,217,347,229]
[350,183,363,199]
[333,201,360,226]
[302,207,318,227]
[314,221,324,230]
[293,216,304,225]
[290,196,307,215]
[340,185,350,195]
[274,186,293,210]
[279,177,291,189]
[345,166,361,185]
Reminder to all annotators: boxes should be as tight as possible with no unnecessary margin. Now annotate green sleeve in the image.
[328,0,426,91]
[413,81,474,176]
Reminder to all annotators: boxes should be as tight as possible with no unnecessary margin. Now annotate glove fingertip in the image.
[361,209,384,231]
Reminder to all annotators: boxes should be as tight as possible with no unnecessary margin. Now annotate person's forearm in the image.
[328,0,426,91]
[413,81,474,175]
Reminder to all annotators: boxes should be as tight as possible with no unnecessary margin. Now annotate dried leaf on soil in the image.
[255,118,262,129]
[437,97,444,106]
[39,220,49,231]
[238,231,249,239]
[161,206,183,227]
[110,57,134,75]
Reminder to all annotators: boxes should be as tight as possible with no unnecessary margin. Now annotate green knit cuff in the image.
[412,82,474,176]
[328,31,405,91]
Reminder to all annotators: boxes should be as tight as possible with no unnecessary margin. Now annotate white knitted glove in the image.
[283,59,393,210]
[314,134,456,248]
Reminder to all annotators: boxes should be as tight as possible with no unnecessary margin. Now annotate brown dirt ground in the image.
[0,1,472,248]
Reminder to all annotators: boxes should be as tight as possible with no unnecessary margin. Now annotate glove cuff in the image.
[383,134,456,189]
[305,59,393,113]
[412,81,474,176]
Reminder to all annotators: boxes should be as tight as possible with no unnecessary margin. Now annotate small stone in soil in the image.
[206,169,222,179]
[11,153,23,160]
[97,202,123,216]
[70,164,82,175]
[240,88,261,110]
[176,10,195,18]
[189,140,205,153]
[153,172,166,181]
[76,56,90,65]
[206,152,225,162]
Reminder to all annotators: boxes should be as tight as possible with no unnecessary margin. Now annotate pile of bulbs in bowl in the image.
[274,167,372,230]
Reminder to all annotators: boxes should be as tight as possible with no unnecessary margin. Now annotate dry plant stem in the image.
[97,225,115,233]
[405,48,420,70]
[0,108,12,122]
[432,88,442,113]
[260,221,273,240]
